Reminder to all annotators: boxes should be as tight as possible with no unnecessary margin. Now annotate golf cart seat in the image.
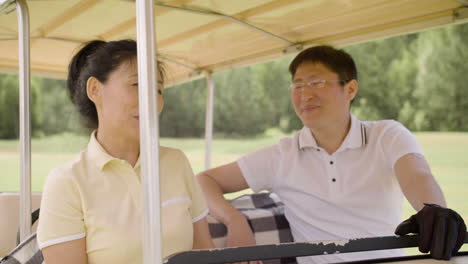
[208,192,296,264]
[0,193,42,257]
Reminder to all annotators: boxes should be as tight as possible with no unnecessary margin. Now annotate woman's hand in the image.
[193,218,215,249]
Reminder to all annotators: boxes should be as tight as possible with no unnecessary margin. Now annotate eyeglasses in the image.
[289,79,349,92]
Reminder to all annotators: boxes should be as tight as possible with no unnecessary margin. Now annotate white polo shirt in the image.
[238,115,423,264]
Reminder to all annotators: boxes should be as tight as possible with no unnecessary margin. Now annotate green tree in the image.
[252,58,293,129]
[345,34,419,122]
[0,74,42,138]
[36,77,82,135]
[212,66,274,137]
[160,79,206,137]
[0,74,19,138]
[412,23,468,131]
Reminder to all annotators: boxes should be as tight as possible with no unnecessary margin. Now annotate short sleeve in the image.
[237,144,281,193]
[179,152,208,223]
[37,168,86,249]
[380,121,424,169]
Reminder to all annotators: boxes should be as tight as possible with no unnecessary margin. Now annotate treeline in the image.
[161,22,468,136]
[0,22,467,139]
[0,76,83,139]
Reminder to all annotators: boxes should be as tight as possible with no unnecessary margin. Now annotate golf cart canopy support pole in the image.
[16,0,32,243]
[135,0,162,264]
[204,71,214,170]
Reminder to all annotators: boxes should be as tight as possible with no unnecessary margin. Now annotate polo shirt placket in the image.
[299,120,367,199]
[111,160,142,214]
[325,152,338,189]
[309,146,340,198]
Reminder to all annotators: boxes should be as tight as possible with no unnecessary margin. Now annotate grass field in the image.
[1,131,467,252]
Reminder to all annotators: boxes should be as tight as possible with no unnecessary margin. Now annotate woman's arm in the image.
[192,218,214,249]
[41,238,88,264]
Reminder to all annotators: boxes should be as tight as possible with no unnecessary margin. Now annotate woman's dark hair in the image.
[289,45,357,82]
[67,39,165,129]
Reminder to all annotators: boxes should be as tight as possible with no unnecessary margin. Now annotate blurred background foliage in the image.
[1,22,467,139]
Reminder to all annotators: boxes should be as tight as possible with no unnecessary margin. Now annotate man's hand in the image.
[225,214,262,264]
[395,204,466,260]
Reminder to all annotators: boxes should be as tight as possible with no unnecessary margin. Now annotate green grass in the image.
[1,131,467,252]
[0,130,283,192]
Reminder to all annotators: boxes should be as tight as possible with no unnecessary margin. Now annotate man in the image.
[196,46,466,264]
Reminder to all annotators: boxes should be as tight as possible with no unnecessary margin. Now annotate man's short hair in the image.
[289,45,358,82]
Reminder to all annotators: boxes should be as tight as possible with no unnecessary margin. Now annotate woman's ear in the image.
[86,76,102,106]
[346,79,359,101]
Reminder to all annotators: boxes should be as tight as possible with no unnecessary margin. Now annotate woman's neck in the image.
[95,126,140,167]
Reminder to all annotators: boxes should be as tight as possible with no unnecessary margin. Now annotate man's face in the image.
[290,62,357,129]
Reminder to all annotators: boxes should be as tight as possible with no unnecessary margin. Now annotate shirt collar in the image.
[87,131,119,170]
[298,126,319,150]
[298,114,367,151]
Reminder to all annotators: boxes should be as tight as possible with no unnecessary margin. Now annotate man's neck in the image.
[309,114,351,155]
[96,126,140,167]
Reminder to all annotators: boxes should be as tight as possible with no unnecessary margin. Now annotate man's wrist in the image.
[224,212,247,227]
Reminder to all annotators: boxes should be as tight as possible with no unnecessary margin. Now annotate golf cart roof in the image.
[0,0,467,85]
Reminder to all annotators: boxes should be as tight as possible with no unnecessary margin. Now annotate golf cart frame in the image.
[1,0,468,263]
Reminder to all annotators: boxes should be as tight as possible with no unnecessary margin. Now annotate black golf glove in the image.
[395,203,466,260]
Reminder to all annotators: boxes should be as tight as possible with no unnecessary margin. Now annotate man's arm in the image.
[196,161,261,264]
[394,153,446,210]
[196,162,249,224]
[394,153,466,260]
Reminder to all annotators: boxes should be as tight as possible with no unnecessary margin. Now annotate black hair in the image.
[289,45,357,83]
[67,39,165,129]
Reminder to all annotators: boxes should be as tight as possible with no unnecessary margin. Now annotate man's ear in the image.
[346,79,359,101]
[86,76,102,106]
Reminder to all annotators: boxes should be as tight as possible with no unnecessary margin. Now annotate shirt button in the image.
[332,178,336,182]
[330,161,334,165]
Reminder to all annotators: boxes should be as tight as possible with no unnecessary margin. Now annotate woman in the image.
[37,40,214,264]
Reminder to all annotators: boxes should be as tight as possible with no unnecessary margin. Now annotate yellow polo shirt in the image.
[37,133,208,263]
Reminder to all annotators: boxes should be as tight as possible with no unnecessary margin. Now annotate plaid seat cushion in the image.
[0,233,43,264]
[208,192,297,264]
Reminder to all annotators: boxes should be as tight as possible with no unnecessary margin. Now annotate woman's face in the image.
[89,57,164,140]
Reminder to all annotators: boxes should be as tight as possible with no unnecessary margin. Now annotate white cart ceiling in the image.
[0,0,467,85]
